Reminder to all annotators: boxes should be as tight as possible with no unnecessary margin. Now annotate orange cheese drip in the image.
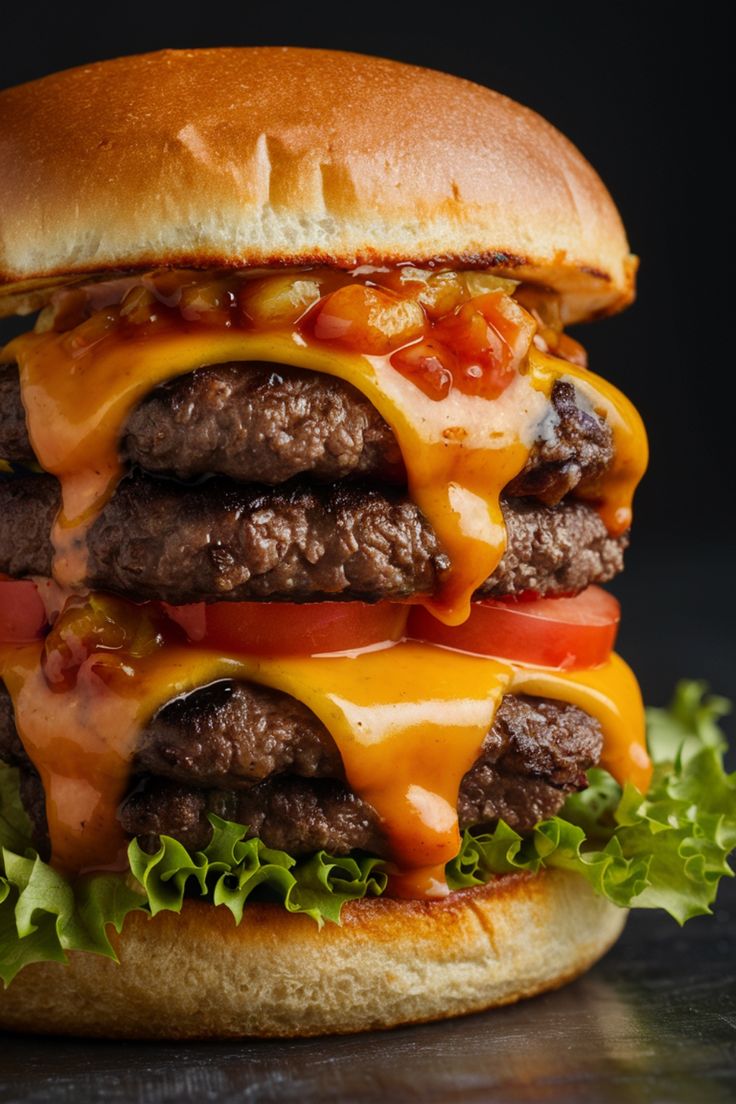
[0,639,650,889]
[5,322,645,624]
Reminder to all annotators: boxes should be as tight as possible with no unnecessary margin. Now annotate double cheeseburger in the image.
[0,47,654,1037]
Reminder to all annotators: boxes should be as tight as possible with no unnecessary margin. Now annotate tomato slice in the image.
[408,587,620,669]
[0,580,49,644]
[162,600,409,656]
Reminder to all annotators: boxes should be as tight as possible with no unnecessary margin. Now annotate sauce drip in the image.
[1,643,232,873]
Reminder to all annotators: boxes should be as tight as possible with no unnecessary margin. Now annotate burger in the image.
[0,47,733,1039]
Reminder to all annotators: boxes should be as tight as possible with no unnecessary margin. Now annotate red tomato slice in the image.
[162,600,409,656]
[0,580,49,644]
[408,587,620,669]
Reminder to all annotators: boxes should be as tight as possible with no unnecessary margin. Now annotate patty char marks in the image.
[0,474,627,602]
[1,361,611,502]
[0,682,602,859]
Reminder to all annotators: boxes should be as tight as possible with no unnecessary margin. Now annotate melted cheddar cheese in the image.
[0,638,649,891]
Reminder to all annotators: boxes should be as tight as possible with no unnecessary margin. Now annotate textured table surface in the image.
[0,875,733,1104]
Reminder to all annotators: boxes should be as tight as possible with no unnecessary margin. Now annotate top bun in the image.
[0,47,635,323]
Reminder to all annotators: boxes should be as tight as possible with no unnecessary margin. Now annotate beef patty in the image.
[0,474,626,602]
[1,361,611,505]
[0,682,602,858]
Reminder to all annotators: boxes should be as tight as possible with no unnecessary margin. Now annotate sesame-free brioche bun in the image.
[0,47,635,323]
[0,870,625,1039]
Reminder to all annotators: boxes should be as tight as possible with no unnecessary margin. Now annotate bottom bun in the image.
[0,869,625,1038]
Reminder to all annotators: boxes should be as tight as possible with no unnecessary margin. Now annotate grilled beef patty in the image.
[0,474,626,602]
[0,683,602,858]
[1,361,611,505]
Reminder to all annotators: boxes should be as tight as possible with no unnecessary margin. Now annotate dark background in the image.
[0,9,733,1104]
[1,7,731,725]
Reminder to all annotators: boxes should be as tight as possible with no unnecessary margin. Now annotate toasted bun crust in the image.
[0,47,634,323]
[0,870,625,1038]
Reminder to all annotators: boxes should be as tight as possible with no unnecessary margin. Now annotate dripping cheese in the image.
[0,635,650,889]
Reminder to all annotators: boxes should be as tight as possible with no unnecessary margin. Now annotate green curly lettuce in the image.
[447,681,736,921]
[0,680,733,986]
[128,818,387,927]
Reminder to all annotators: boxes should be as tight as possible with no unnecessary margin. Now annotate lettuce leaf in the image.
[128,817,387,927]
[1,680,734,986]
[447,681,736,922]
